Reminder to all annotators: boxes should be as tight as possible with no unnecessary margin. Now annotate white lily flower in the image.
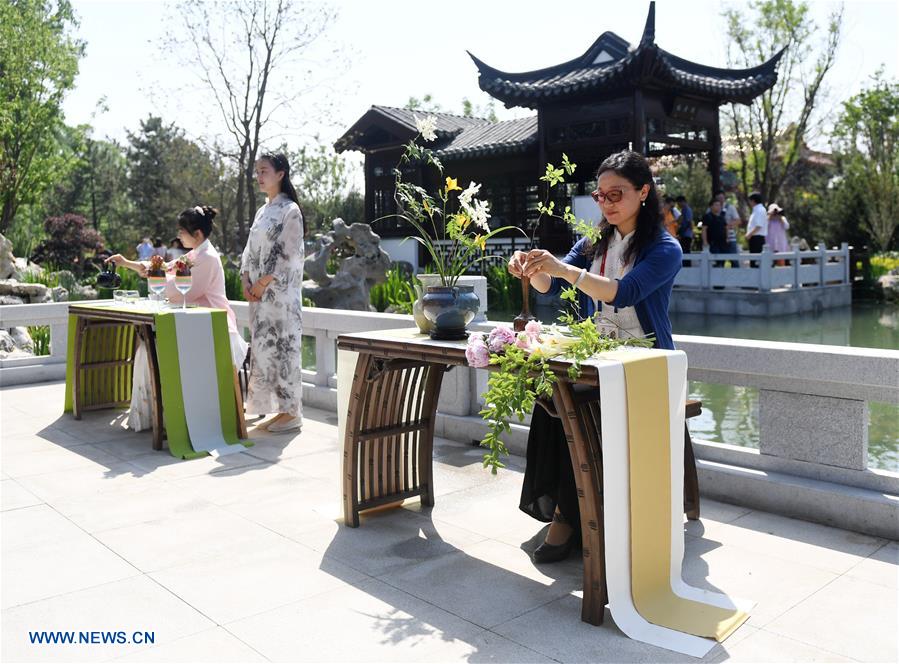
[414,114,438,142]
[468,198,491,231]
[458,181,481,209]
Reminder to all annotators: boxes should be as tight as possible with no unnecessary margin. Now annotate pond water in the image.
[490,301,898,471]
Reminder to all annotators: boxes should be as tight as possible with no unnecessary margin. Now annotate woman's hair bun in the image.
[201,205,218,221]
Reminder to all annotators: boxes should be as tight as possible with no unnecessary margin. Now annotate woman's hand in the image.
[521,249,570,279]
[107,255,148,277]
[249,276,273,300]
[243,282,260,302]
[507,251,527,279]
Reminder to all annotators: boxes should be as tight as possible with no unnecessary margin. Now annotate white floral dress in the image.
[240,193,304,418]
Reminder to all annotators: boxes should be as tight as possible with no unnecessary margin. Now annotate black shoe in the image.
[533,512,580,564]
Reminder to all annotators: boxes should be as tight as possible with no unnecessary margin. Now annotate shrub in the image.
[30,214,103,276]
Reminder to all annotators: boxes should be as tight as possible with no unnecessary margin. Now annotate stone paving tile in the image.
[1,381,895,663]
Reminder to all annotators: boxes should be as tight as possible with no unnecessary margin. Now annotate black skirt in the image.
[518,402,581,526]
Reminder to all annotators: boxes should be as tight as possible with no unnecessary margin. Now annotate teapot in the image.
[96,262,121,289]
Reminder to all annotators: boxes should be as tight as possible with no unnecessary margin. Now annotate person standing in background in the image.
[675,195,693,254]
[152,237,167,259]
[766,203,791,265]
[166,238,186,261]
[745,192,768,265]
[702,198,729,261]
[713,190,742,264]
[662,196,681,237]
[136,237,154,261]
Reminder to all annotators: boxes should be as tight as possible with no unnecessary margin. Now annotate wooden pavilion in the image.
[335,2,784,254]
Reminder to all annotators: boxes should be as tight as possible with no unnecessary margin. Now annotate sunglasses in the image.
[590,187,639,203]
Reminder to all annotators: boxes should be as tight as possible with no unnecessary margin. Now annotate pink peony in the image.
[487,325,516,352]
[524,320,543,339]
[514,331,533,351]
[465,338,490,368]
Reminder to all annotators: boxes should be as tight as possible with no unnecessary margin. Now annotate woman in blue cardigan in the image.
[508,150,682,563]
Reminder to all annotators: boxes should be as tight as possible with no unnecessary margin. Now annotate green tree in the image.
[404,94,443,113]
[722,0,842,203]
[831,70,899,250]
[0,0,84,232]
[126,116,178,240]
[287,142,363,234]
[405,93,498,121]
[125,116,234,250]
[44,123,135,251]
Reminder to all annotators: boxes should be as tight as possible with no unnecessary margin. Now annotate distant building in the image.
[336,1,783,265]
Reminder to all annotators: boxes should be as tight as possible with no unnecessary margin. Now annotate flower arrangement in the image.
[147,255,167,276]
[173,255,193,276]
[469,303,654,472]
[384,115,527,288]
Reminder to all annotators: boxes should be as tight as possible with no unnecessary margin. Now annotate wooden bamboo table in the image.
[67,303,247,451]
[338,329,702,627]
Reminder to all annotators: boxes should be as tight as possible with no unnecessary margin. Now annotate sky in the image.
[62,0,898,175]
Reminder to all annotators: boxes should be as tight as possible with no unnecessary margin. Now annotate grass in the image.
[485,263,522,314]
[19,269,61,289]
[369,267,419,314]
[223,266,245,301]
[26,326,50,356]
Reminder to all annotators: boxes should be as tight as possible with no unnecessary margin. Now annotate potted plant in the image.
[384,115,527,339]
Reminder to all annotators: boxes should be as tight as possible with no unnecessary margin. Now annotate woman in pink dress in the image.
[766,203,791,266]
[109,206,249,431]
[108,206,248,367]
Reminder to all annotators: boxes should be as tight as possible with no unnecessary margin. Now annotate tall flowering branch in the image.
[376,115,528,288]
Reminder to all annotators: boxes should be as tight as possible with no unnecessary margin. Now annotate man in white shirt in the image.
[745,192,768,265]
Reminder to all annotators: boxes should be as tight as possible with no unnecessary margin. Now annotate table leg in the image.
[139,325,164,451]
[232,367,248,439]
[342,353,446,528]
[553,381,608,626]
[684,426,701,521]
[72,316,86,420]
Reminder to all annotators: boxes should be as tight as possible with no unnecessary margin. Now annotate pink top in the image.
[164,240,238,333]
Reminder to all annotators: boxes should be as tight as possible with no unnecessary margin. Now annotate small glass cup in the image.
[113,289,126,304]
[125,290,140,305]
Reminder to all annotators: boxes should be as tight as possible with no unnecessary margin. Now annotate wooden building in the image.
[335,2,783,255]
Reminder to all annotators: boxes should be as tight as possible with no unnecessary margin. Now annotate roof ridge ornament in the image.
[640,1,656,47]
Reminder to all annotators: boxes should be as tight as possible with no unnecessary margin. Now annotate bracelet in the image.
[573,268,587,288]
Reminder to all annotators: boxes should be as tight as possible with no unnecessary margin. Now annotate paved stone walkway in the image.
[2,381,896,662]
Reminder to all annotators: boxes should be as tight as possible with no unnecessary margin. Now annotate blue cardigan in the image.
[541,231,683,350]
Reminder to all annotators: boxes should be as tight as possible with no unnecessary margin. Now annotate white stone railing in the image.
[2,301,897,537]
[675,242,850,291]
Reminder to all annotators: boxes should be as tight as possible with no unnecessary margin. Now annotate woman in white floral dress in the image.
[240,152,304,433]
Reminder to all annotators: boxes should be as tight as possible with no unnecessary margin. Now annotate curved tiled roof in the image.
[435,116,537,159]
[470,2,784,108]
[334,105,491,154]
[334,105,537,159]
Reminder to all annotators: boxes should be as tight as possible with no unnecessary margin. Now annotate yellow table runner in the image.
[593,348,751,658]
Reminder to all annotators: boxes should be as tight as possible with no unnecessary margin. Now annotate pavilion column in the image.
[710,111,722,194]
[364,156,375,224]
[632,89,647,156]
[537,111,548,249]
